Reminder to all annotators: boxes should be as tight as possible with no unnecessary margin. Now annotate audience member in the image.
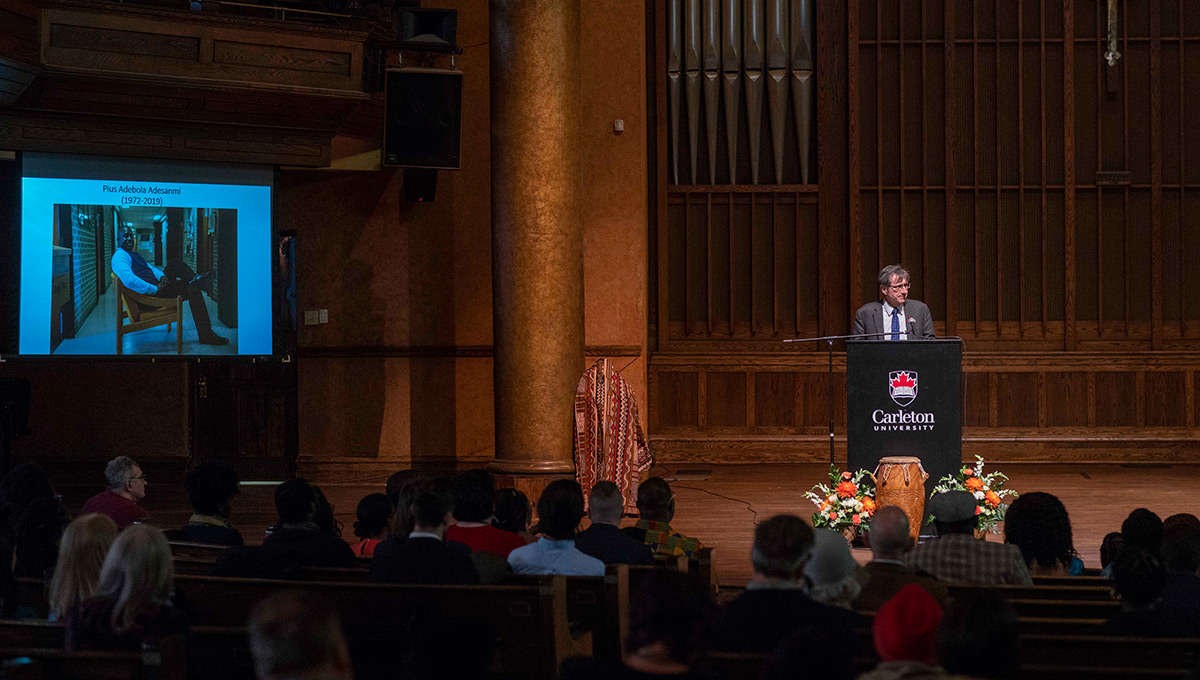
[312,485,342,538]
[621,477,704,559]
[935,591,1019,679]
[215,479,355,576]
[13,495,67,579]
[248,591,353,680]
[905,491,1031,585]
[492,488,534,543]
[712,514,858,653]
[48,514,119,621]
[855,506,948,611]
[385,469,418,510]
[1099,531,1124,577]
[1163,512,1200,537]
[858,584,946,680]
[351,493,392,557]
[265,479,355,565]
[445,470,526,559]
[1121,507,1164,557]
[394,476,432,538]
[179,460,243,545]
[802,529,862,609]
[79,456,150,529]
[560,569,719,680]
[369,484,478,585]
[508,480,604,576]
[1003,491,1083,576]
[574,481,653,566]
[65,524,188,650]
[1105,548,1166,635]
[1150,525,1200,635]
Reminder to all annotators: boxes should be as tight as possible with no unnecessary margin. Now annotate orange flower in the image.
[841,471,853,480]
[828,511,839,520]
[974,505,982,515]
[862,497,877,513]
[964,476,984,491]
[852,514,862,525]
[835,481,858,498]
[985,490,1001,507]
[962,468,974,476]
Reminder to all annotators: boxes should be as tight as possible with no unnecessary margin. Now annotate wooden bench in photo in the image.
[173,574,578,680]
[113,274,183,355]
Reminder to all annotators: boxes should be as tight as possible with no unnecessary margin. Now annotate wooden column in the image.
[488,0,584,499]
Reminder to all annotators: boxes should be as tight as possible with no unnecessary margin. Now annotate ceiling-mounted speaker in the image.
[383,68,462,170]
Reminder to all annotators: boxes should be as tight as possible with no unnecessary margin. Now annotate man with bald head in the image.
[854,506,948,612]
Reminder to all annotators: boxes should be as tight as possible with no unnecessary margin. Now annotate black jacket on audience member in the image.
[177,524,243,547]
[574,523,654,566]
[369,536,479,585]
[212,527,355,578]
[712,588,860,654]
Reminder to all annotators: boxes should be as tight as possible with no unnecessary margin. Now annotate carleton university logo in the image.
[889,371,918,407]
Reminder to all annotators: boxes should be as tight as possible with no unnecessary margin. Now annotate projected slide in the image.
[20,176,272,356]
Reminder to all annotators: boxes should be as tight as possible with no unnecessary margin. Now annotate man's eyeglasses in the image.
[887,283,911,291]
[131,474,147,481]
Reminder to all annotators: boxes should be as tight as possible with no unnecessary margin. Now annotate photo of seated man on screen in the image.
[49,205,238,355]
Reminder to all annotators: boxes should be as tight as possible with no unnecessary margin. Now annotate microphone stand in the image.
[783,332,894,467]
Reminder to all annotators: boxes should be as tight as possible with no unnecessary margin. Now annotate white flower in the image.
[973,491,985,500]
[841,498,856,508]
[854,501,864,512]
[828,494,837,503]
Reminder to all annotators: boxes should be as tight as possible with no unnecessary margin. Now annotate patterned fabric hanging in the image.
[573,358,653,514]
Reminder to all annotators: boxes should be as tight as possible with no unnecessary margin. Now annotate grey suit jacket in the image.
[852,299,935,340]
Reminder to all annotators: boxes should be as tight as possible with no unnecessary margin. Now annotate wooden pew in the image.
[0,619,65,648]
[173,574,578,680]
[167,541,229,562]
[0,634,185,680]
[948,583,1118,602]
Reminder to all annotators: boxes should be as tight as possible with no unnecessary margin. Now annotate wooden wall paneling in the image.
[705,371,747,427]
[944,0,957,337]
[1144,371,1185,427]
[707,192,714,336]
[754,371,796,429]
[1094,371,1138,427]
[657,0,672,352]
[656,371,700,429]
[963,369,989,428]
[1064,0,1077,350]
[0,56,38,107]
[1043,371,1089,427]
[995,372,1039,428]
[1151,0,1164,349]
[1018,0,1026,337]
[843,0,859,333]
[727,190,735,335]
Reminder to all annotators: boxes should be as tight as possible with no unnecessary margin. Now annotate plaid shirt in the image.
[903,533,1032,586]
[629,519,704,559]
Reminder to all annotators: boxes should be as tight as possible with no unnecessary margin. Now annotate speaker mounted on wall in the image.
[395,8,457,52]
[383,68,463,170]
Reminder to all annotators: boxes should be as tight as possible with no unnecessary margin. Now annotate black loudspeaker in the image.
[383,68,463,169]
[395,8,457,50]
[403,168,438,202]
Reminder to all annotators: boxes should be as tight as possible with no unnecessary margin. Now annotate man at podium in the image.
[853,264,935,340]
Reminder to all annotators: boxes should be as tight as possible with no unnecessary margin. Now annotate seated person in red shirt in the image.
[444,470,526,559]
[79,456,149,530]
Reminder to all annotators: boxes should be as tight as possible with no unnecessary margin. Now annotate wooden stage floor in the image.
[57,462,1194,587]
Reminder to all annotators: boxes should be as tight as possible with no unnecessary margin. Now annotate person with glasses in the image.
[79,456,149,529]
[853,264,935,341]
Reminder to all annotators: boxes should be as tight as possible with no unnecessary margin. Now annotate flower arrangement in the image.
[929,455,1017,534]
[805,465,877,537]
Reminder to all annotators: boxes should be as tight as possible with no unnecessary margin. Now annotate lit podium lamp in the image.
[785,334,962,539]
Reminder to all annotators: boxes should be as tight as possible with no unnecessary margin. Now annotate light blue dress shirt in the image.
[507,537,605,576]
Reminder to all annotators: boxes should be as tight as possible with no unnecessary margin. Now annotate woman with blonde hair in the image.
[47,514,118,620]
[65,524,188,650]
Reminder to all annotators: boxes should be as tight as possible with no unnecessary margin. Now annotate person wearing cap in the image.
[802,528,863,609]
[855,506,949,612]
[904,491,1031,586]
[858,584,946,680]
[712,515,859,654]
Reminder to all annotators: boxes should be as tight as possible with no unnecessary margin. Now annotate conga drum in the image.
[872,456,929,543]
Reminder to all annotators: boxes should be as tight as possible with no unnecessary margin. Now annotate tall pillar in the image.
[488,0,584,502]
